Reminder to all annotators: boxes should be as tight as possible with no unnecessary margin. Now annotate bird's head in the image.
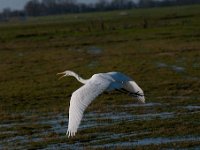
[57,70,75,80]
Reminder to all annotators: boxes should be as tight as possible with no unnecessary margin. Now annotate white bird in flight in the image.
[57,70,145,137]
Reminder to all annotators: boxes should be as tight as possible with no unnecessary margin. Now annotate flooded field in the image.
[1,101,200,149]
[0,4,200,149]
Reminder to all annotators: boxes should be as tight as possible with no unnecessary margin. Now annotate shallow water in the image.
[94,136,200,148]
[122,102,162,107]
[87,47,102,55]
[185,105,200,111]
[171,65,185,73]
[156,62,185,73]
[1,102,200,149]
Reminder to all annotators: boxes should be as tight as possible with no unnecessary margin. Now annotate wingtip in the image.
[66,130,76,138]
[138,96,145,104]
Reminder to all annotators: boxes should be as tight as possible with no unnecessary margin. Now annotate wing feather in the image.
[67,75,111,137]
[123,81,145,103]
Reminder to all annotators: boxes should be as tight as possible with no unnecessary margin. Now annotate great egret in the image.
[57,70,145,137]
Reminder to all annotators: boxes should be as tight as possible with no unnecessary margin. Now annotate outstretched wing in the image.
[67,75,111,137]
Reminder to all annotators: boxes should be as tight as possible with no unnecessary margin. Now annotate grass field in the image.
[0,4,200,149]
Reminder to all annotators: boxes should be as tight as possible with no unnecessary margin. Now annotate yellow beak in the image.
[57,72,66,80]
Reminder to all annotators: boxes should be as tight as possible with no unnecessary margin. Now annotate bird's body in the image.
[57,70,145,137]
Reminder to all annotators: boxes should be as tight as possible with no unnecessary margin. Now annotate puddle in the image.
[137,112,174,120]
[156,62,168,68]
[85,112,132,121]
[123,102,162,107]
[185,105,200,111]
[43,143,82,150]
[172,65,185,73]
[2,135,30,144]
[83,111,174,124]
[0,113,67,148]
[156,96,192,99]
[38,114,67,134]
[156,62,185,73]
[135,136,200,146]
[94,136,200,148]
[87,46,102,55]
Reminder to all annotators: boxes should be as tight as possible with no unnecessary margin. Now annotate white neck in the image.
[68,71,88,84]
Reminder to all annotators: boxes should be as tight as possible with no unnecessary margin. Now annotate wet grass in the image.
[0,4,200,149]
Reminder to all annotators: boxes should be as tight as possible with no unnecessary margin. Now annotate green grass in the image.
[0,4,200,149]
